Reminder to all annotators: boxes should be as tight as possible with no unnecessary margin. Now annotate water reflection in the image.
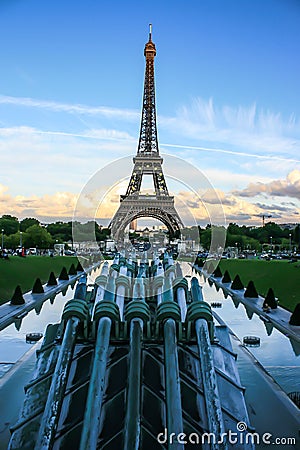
[0,274,97,449]
[34,302,43,315]
[290,339,300,356]
[0,286,74,375]
[198,274,300,394]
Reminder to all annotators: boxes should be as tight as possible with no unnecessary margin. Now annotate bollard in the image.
[244,280,258,298]
[10,285,25,305]
[222,270,231,284]
[58,267,69,281]
[32,278,44,294]
[47,271,57,286]
[76,261,84,272]
[68,263,77,275]
[213,265,222,278]
[231,274,244,290]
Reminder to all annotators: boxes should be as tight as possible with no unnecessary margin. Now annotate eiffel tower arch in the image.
[109,25,183,242]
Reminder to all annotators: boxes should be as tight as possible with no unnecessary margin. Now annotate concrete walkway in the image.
[194,265,300,344]
[0,262,100,332]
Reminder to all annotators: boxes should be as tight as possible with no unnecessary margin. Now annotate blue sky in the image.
[0,0,300,225]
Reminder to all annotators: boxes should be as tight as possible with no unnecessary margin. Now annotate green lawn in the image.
[2,256,299,312]
[218,259,300,312]
[0,256,77,305]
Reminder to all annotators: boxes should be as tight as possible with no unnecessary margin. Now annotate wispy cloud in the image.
[1,124,299,165]
[1,94,300,163]
[160,142,300,164]
[161,97,300,159]
[0,125,135,143]
[0,95,139,120]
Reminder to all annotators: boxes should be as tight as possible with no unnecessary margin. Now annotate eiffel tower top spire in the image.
[148,23,153,41]
[137,24,159,154]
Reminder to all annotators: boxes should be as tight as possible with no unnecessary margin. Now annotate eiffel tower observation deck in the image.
[109,25,183,242]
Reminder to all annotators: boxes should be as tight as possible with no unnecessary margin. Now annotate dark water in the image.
[0,285,75,448]
[181,263,300,395]
[203,279,300,394]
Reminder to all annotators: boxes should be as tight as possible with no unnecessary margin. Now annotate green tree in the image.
[200,227,211,250]
[24,225,53,248]
[264,222,284,241]
[226,233,243,248]
[95,226,111,242]
[227,223,244,236]
[4,232,23,250]
[47,221,72,241]
[20,217,40,231]
[0,215,19,235]
[293,224,300,249]
[241,236,260,251]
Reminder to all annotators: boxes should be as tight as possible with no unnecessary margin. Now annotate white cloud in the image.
[234,170,300,200]
[0,125,136,196]
[0,183,78,219]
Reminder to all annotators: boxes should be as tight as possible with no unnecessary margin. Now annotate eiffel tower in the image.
[109,25,183,242]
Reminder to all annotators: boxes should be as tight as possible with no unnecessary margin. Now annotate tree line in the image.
[0,215,111,250]
[182,222,300,252]
[1,214,299,252]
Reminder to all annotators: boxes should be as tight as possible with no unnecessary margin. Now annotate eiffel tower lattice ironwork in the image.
[109,25,183,241]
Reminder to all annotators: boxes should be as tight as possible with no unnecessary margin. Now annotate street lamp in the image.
[289,233,292,253]
[20,231,23,248]
[1,229,4,250]
[270,236,273,252]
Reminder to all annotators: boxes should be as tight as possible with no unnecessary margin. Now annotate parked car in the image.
[64,250,76,256]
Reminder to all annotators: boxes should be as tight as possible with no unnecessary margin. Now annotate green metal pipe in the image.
[79,316,112,450]
[195,319,227,449]
[115,283,126,319]
[124,318,143,450]
[164,318,184,450]
[34,316,80,450]
[191,277,226,446]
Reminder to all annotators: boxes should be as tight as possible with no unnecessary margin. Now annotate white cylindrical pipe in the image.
[95,284,106,304]
[101,261,109,276]
[157,286,163,305]
[177,287,187,322]
[120,265,127,275]
[116,284,126,320]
